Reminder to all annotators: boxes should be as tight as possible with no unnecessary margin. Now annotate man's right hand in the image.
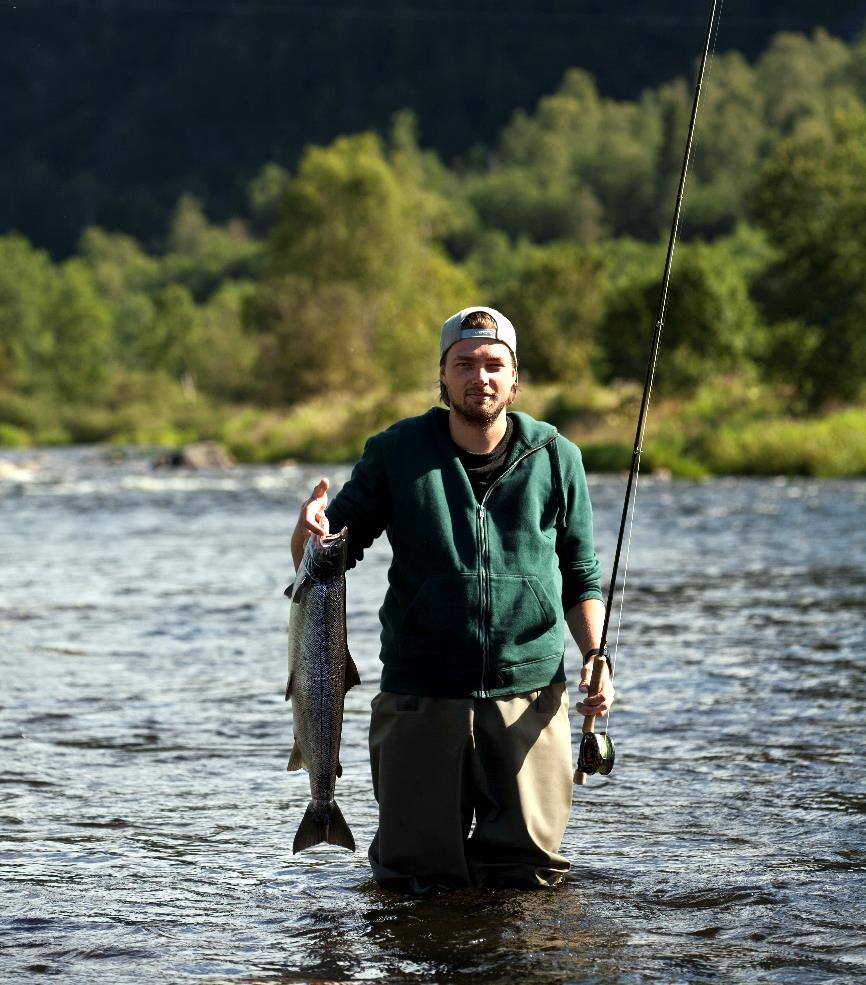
[291,477,330,570]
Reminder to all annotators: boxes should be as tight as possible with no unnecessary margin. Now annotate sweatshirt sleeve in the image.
[325,433,391,570]
[556,438,603,610]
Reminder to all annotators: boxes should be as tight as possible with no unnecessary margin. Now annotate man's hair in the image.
[461,309,498,334]
[438,310,518,407]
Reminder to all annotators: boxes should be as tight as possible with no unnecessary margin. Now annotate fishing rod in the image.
[576,0,722,784]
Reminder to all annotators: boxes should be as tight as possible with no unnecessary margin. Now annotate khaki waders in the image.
[368,683,573,893]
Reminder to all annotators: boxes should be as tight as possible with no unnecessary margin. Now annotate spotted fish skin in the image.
[285,526,360,854]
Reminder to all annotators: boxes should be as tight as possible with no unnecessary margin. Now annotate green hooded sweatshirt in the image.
[327,408,602,698]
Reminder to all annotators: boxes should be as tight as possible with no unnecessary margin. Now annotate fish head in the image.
[304,526,348,582]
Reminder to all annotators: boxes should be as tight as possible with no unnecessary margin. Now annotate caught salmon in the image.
[285,526,360,853]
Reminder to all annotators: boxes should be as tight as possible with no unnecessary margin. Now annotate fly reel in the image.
[577,730,615,777]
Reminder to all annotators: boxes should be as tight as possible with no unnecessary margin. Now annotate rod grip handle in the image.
[574,656,606,785]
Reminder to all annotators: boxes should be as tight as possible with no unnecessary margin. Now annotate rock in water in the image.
[153,441,235,469]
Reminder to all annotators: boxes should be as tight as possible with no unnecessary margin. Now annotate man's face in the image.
[440,339,517,425]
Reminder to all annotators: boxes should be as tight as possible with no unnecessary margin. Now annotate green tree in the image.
[269,133,419,288]
[161,195,261,300]
[112,292,157,368]
[188,281,260,400]
[493,243,607,383]
[168,194,210,256]
[852,29,866,104]
[247,163,292,234]
[465,230,529,297]
[128,283,198,379]
[78,227,163,374]
[599,242,761,392]
[686,52,765,234]
[757,29,856,136]
[466,70,611,243]
[41,260,113,402]
[751,108,866,406]
[78,226,158,302]
[245,276,380,404]
[587,88,664,238]
[0,235,55,391]
[255,132,476,400]
[387,110,472,247]
[465,170,604,245]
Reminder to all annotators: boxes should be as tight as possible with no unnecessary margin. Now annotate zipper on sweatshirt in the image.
[476,503,490,697]
[475,435,557,696]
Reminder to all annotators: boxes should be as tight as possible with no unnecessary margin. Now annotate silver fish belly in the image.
[285,526,360,853]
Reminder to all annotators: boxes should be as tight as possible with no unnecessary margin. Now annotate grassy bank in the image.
[3,377,866,477]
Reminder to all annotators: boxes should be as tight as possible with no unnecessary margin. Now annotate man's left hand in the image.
[575,659,615,718]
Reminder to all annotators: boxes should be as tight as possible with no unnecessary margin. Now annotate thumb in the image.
[313,476,330,499]
[578,663,590,692]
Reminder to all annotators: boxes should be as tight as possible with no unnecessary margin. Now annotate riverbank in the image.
[2,377,865,476]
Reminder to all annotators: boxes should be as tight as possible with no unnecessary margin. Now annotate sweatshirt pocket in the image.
[397,573,480,663]
[488,574,559,660]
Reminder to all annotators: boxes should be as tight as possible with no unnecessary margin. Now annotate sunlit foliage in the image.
[2,23,866,457]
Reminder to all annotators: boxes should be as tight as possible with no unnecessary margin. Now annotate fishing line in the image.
[606,0,726,735]
[579,0,724,774]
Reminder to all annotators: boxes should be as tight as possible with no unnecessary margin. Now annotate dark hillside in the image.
[4,0,864,253]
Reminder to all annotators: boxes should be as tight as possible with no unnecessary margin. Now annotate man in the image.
[290,305,614,893]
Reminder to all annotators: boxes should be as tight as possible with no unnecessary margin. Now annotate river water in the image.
[1,446,864,984]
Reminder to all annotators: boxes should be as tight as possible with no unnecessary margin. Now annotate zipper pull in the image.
[477,504,485,520]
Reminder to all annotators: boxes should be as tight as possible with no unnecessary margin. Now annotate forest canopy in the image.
[2,24,866,465]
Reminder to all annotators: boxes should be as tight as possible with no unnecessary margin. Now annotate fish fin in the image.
[336,762,343,778]
[284,674,293,701]
[287,740,306,772]
[286,573,310,603]
[292,800,355,854]
[291,577,310,604]
[344,651,361,691]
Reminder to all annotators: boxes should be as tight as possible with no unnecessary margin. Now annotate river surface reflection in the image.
[1,448,864,983]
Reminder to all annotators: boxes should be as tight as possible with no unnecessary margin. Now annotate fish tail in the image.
[292,799,355,854]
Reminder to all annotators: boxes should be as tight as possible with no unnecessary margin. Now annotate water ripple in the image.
[1,455,864,983]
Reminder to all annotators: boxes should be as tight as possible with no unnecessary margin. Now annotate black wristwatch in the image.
[582,643,613,676]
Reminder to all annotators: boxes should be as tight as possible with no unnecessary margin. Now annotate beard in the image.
[447,387,512,426]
